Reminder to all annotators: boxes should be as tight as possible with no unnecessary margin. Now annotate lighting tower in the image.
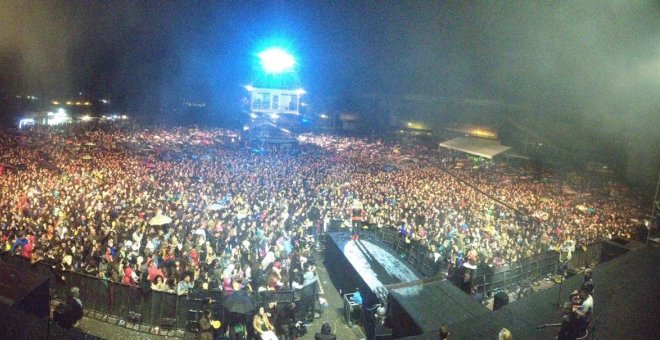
[244,47,304,144]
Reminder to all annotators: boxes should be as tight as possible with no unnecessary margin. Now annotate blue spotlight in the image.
[258,48,295,74]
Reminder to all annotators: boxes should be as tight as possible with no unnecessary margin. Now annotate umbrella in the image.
[207,203,224,211]
[82,155,93,160]
[222,291,256,314]
[149,214,172,226]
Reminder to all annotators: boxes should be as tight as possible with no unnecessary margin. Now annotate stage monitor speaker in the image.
[0,262,50,338]
[601,237,645,262]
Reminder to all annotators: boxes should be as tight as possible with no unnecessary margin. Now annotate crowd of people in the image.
[0,122,642,336]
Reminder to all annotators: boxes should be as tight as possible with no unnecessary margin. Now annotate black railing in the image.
[373,227,442,277]
[0,255,318,334]
[369,226,603,296]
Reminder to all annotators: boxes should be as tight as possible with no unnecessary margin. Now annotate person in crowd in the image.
[151,275,170,292]
[198,309,215,340]
[177,273,195,296]
[438,325,449,339]
[557,302,581,340]
[0,123,643,335]
[314,322,336,340]
[574,287,593,335]
[498,328,512,340]
[302,263,317,287]
[54,287,84,329]
[581,268,594,295]
[253,306,278,340]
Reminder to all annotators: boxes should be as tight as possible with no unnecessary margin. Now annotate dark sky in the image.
[0,1,659,187]
[1,1,658,110]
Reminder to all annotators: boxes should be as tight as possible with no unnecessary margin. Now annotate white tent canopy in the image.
[439,137,511,159]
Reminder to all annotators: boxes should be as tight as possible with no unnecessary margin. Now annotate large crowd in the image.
[0,122,643,300]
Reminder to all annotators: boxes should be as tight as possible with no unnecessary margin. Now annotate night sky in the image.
[0,1,659,187]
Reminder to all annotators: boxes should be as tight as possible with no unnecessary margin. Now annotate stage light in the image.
[258,48,295,74]
[19,118,35,129]
[245,85,255,92]
[295,88,306,95]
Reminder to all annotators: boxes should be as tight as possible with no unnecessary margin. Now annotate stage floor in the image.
[326,232,419,297]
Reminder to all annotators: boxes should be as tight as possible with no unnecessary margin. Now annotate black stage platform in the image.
[324,232,420,304]
[402,245,660,339]
[389,280,490,338]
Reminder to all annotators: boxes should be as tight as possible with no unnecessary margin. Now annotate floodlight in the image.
[258,48,295,74]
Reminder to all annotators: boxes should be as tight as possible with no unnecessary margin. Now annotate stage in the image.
[324,232,420,304]
[401,244,660,339]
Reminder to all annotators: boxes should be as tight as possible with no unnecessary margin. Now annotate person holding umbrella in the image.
[253,306,278,340]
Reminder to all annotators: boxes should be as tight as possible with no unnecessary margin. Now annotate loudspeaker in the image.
[601,237,645,262]
[0,262,50,339]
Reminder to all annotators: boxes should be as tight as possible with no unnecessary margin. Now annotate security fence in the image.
[372,227,441,277]
[370,226,603,296]
[0,255,317,335]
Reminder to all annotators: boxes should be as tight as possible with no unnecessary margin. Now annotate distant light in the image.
[319,114,328,119]
[258,48,295,74]
[19,118,35,129]
[100,99,109,104]
[52,101,60,105]
[243,125,250,131]
[84,101,91,106]
[245,85,255,92]
[295,88,306,96]
[249,113,258,119]
[270,113,279,119]
[81,115,92,121]
[56,108,67,116]
[280,128,290,134]
[407,122,412,126]
[66,101,73,105]
[75,102,81,106]
[121,115,128,119]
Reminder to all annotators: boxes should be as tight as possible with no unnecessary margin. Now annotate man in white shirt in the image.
[574,288,593,336]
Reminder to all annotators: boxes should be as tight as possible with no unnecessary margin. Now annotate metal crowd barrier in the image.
[468,251,559,295]
[0,255,318,334]
[373,227,441,277]
[370,227,603,296]
[568,242,602,271]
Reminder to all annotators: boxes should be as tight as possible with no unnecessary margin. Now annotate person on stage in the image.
[351,199,364,241]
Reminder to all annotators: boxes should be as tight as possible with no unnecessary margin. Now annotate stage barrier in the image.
[0,255,317,333]
[373,227,441,277]
[371,227,603,296]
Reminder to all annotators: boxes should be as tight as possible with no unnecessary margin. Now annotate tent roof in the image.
[439,137,511,159]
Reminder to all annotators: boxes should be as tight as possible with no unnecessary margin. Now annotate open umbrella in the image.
[149,214,172,226]
[222,291,256,314]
